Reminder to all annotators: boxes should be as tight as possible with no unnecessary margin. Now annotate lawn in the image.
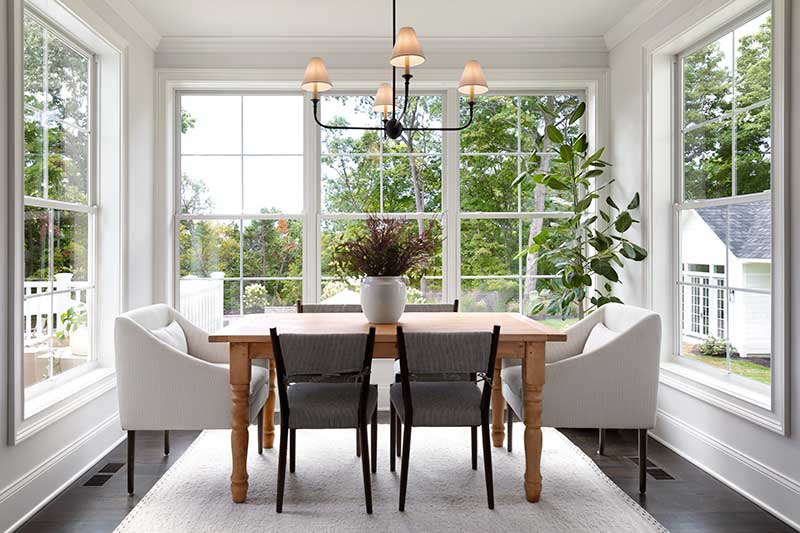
[681,352,771,385]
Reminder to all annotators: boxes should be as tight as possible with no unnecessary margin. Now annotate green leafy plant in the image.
[697,336,738,358]
[513,101,648,318]
[55,305,87,342]
[243,283,268,310]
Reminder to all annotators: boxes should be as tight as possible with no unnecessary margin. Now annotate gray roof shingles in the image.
[696,200,771,260]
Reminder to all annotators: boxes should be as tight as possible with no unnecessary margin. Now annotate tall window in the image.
[676,8,772,386]
[22,11,95,391]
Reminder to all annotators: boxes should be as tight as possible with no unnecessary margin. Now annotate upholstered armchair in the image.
[115,304,269,494]
[501,303,661,493]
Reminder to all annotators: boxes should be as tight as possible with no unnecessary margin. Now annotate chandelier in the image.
[301,0,488,140]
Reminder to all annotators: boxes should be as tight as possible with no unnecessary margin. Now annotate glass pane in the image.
[729,289,771,384]
[51,288,92,377]
[243,156,303,214]
[683,33,733,128]
[381,156,441,212]
[181,95,241,155]
[735,11,771,109]
[24,206,49,282]
[384,95,443,154]
[320,220,360,281]
[242,95,303,154]
[679,280,725,364]
[683,120,732,200]
[460,218,519,276]
[680,208,728,288]
[22,292,52,388]
[23,107,45,198]
[321,155,380,213]
[47,122,89,204]
[460,155,518,212]
[460,96,518,153]
[46,33,90,130]
[735,103,771,195]
[23,14,45,110]
[179,276,226,333]
[518,95,583,153]
[243,280,302,312]
[53,209,89,283]
[320,96,382,154]
[518,155,572,212]
[181,156,242,214]
[242,219,302,278]
[725,199,771,290]
[224,279,241,318]
[179,219,240,278]
[461,278,519,312]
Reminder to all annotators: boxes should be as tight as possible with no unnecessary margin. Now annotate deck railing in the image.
[179,272,225,333]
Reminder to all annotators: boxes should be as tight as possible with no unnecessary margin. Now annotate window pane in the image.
[321,96,382,154]
[243,156,303,214]
[518,155,573,212]
[460,96,518,153]
[224,280,241,318]
[24,108,45,197]
[244,280,302,312]
[735,103,771,195]
[242,95,303,154]
[385,95,443,154]
[179,219,240,278]
[683,120,732,200]
[48,122,89,204]
[321,155,380,213]
[23,14,45,109]
[46,33,90,131]
[242,219,302,278]
[461,278,519,312]
[735,11,771,109]
[382,156,441,212]
[51,288,92,376]
[53,209,89,283]
[725,199,771,290]
[181,95,241,155]
[460,155,518,212]
[683,34,733,128]
[729,290,771,383]
[179,276,226,333]
[24,206,49,282]
[518,95,583,153]
[680,208,728,287]
[461,219,519,276]
[181,156,242,214]
[23,292,52,388]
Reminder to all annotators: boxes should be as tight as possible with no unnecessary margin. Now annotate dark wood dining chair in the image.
[270,327,378,514]
[391,325,500,511]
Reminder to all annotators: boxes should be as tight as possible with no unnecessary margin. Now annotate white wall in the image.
[609,0,800,528]
[0,1,155,530]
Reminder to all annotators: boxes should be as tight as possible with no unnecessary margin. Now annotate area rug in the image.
[115,426,666,532]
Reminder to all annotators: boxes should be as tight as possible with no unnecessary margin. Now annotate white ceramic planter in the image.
[70,325,90,356]
[360,276,407,324]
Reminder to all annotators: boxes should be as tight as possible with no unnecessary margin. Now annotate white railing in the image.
[180,272,225,333]
[23,273,83,345]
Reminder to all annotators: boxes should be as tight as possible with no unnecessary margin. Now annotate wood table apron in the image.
[209,312,566,505]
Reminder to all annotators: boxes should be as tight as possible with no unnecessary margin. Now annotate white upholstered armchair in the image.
[115,304,269,494]
[501,303,661,493]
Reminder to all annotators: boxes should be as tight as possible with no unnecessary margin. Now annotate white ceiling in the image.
[126,0,648,39]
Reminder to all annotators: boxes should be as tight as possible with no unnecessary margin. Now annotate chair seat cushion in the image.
[150,321,188,353]
[390,382,482,427]
[500,365,524,420]
[287,383,377,429]
[392,359,473,382]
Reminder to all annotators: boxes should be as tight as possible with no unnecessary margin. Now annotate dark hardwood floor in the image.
[17,422,792,532]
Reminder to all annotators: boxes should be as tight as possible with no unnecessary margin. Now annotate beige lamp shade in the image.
[301,57,333,93]
[390,27,425,68]
[372,83,394,115]
[458,60,489,99]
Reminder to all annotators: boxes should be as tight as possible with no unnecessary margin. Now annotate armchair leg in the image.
[481,418,495,510]
[471,426,477,470]
[389,403,396,472]
[289,429,296,473]
[638,429,648,494]
[598,428,606,456]
[371,409,378,474]
[164,430,170,456]
[127,431,135,495]
[506,403,513,452]
[257,408,264,455]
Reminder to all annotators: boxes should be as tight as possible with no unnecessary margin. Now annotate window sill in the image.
[14,367,116,445]
[659,358,783,434]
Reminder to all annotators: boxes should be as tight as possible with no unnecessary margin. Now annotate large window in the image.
[22,11,95,392]
[676,8,772,386]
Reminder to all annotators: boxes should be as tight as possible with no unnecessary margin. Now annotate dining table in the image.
[209,311,567,504]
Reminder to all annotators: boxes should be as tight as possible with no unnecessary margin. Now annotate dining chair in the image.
[115,304,269,495]
[270,327,378,514]
[501,303,661,493]
[391,325,500,511]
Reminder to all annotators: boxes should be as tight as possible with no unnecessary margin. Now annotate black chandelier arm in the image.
[310,99,385,132]
[397,74,413,121]
[403,101,475,132]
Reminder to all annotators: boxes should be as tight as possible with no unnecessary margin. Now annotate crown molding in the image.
[103,0,161,49]
[603,0,671,50]
[156,35,608,55]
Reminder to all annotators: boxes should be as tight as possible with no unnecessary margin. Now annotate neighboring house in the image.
[680,200,771,358]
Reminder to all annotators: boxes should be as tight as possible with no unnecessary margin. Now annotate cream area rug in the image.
[115,426,666,532]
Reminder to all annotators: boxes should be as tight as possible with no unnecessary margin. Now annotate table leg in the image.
[491,359,505,447]
[263,363,276,449]
[230,342,251,503]
[522,341,545,503]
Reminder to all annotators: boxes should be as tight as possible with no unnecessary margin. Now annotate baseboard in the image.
[1,413,126,533]
[652,409,800,531]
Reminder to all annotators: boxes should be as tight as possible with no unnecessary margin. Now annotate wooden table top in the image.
[209,312,567,344]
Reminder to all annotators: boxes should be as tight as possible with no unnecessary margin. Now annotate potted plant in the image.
[55,304,89,356]
[333,215,438,323]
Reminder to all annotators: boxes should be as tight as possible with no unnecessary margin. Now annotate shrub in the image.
[697,336,737,357]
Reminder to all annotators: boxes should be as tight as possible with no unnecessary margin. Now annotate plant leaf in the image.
[546,125,563,144]
[569,102,586,124]
[606,196,619,210]
[627,192,640,210]
[614,211,633,232]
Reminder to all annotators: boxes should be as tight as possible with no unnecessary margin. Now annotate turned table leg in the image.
[230,342,251,503]
[523,341,545,502]
[263,362,276,449]
[491,359,505,447]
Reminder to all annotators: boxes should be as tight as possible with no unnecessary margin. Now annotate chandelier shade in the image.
[301,57,333,94]
[458,60,489,100]
[390,27,425,69]
[372,83,395,115]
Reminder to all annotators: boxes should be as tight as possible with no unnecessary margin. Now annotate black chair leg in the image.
[359,423,373,514]
[399,423,412,511]
[356,429,361,457]
[506,403,513,452]
[598,428,606,456]
[481,419,495,510]
[471,426,478,470]
[164,430,170,456]
[396,414,402,457]
[389,404,396,472]
[276,424,289,513]
[371,409,378,474]
[289,429,296,473]
[127,431,135,495]
[639,429,648,494]
[257,408,264,455]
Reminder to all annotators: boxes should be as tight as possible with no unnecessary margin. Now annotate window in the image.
[22,11,96,395]
[676,8,772,387]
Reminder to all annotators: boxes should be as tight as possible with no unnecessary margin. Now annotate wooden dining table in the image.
[209,311,567,504]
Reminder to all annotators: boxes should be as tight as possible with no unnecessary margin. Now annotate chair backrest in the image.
[601,303,659,335]
[270,330,376,380]
[296,302,362,313]
[404,299,459,313]
[397,327,499,376]
[120,303,174,331]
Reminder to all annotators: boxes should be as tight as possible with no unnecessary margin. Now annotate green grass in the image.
[682,352,771,384]
[538,318,579,331]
